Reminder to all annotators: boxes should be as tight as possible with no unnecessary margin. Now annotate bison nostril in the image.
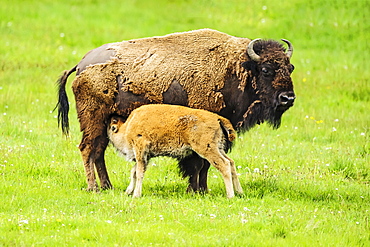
[278,92,295,105]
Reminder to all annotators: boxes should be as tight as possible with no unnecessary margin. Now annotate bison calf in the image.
[107,104,243,198]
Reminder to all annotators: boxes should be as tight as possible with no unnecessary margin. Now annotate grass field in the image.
[1,0,369,246]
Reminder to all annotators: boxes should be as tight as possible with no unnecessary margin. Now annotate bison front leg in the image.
[179,154,210,193]
[198,160,210,192]
[181,156,201,193]
[79,129,112,191]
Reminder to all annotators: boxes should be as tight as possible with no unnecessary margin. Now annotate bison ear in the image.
[242,61,254,71]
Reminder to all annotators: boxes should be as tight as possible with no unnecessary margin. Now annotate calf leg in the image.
[132,143,149,198]
[224,155,243,195]
[194,146,235,198]
[132,157,147,198]
[210,156,234,198]
[199,155,234,198]
[125,165,137,195]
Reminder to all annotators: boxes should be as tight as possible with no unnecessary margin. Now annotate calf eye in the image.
[111,126,118,133]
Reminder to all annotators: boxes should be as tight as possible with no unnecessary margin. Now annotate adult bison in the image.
[56,29,295,192]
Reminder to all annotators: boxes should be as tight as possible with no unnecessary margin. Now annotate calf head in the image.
[240,39,295,129]
[109,116,125,134]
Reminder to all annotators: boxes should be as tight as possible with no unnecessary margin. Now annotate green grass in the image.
[0,0,369,246]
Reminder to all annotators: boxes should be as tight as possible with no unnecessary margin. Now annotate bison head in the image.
[239,39,295,130]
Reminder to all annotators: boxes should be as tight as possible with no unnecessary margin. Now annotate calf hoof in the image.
[226,192,235,199]
[132,193,141,198]
[125,188,134,195]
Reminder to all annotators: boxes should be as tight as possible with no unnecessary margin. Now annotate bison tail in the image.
[218,118,236,152]
[54,65,77,136]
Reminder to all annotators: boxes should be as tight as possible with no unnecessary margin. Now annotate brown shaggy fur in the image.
[74,29,249,114]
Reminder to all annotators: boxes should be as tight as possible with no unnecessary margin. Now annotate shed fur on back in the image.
[73,29,250,115]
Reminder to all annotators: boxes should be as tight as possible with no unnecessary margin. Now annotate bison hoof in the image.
[85,187,100,192]
[101,181,113,190]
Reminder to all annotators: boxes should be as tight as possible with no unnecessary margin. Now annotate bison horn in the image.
[247,38,262,62]
[281,39,293,59]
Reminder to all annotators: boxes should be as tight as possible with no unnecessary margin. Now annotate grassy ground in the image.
[0,0,369,246]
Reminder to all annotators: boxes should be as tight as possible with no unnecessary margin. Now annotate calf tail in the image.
[218,118,236,152]
[55,65,77,136]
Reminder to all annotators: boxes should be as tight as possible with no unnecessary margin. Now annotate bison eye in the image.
[289,64,295,73]
[260,65,274,77]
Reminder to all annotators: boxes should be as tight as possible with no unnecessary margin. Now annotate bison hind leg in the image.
[79,125,112,191]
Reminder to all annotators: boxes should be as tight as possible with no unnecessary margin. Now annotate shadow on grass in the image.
[84,173,368,204]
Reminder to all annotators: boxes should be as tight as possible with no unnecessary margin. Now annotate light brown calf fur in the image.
[107,104,243,198]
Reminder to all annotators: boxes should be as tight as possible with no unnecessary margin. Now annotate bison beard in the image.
[236,99,286,130]
[56,29,295,192]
